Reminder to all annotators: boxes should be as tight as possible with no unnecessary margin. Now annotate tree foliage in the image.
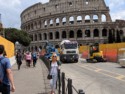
[4,28,31,46]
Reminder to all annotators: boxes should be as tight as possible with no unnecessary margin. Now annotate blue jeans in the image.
[0,83,10,94]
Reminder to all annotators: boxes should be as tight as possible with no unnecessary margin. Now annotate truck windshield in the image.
[64,43,77,49]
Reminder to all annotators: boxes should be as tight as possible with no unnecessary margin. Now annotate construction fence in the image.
[0,36,15,58]
[79,43,125,62]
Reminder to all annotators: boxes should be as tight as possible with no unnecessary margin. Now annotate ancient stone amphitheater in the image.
[21,0,124,51]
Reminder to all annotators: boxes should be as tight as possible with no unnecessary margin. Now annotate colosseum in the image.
[21,0,125,51]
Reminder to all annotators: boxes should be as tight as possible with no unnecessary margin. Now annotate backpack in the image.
[0,57,5,83]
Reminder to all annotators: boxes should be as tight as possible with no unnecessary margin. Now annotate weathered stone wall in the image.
[20,0,123,51]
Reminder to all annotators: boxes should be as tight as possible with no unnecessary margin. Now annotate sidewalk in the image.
[12,59,51,94]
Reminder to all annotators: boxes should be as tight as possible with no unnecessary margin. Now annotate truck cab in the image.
[60,40,79,63]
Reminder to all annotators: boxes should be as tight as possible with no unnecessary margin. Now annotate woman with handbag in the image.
[49,53,60,94]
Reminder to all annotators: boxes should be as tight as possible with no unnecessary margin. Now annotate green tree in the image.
[4,28,31,46]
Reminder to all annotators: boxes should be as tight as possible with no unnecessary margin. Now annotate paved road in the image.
[61,61,125,94]
[12,59,51,94]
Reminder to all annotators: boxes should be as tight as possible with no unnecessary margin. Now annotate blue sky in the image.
[0,0,125,29]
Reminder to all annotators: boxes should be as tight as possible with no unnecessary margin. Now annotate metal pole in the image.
[62,72,65,94]
[58,69,61,94]
[68,78,72,94]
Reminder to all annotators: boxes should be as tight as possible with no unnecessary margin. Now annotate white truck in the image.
[60,40,79,63]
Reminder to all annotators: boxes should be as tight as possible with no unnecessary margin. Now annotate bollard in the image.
[62,72,65,94]
[58,69,61,94]
[68,78,72,94]
[78,89,85,94]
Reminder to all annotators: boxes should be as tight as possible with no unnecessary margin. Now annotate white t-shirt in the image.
[50,62,58,75]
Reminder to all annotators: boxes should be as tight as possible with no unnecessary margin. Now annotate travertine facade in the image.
[21,0,124,51]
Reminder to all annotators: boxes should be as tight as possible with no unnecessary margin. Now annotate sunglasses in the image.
[53,56,57,57]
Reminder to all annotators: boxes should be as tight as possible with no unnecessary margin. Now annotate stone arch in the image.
[31,46,34,51]
[94,29,99,37]
[55,31,60,39]
[39,33,42,40]
[69,16,74,24]
[44,20,47,27]
[49,32,53,39]
[35,34,37,41]
[85,15,90,23]
[62,17,66,25]
[102,14,106,22]
[85,29,91,37]
[35,46,38,51]
[55,45,60,48]
[34,22,37,29]
[31,23,33,29]
[77,16,82,23]
[69,30,74,38]
[39,46,42,50]
[44,33,47,40]
[62,31,67,38]
[120,30,124,35]
[93,15,98,23]
[31,35,33,41]
[50,19,53,26]
[102,29,107,37]
[56,18,59,26]
[77,30,83,38]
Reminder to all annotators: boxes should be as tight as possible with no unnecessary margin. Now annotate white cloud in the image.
[0,0,21,8]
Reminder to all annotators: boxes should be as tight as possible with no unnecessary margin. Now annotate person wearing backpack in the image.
[0,45,15,94]
[32,51,38,67]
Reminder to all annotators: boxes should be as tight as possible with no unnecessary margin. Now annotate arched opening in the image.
[39,21,41,28]
[94,29,99,37]
[102,14,106,22]
[85,15,90,23]
[62,17,66,25]
[77,16,82,23]
[62,31,67,38]
[44,33,47,40]
[31,23,33,29]
[69,16,74,24]
[77,30,83,38]
[56,18,59,26]
[31,35,33,41]
[55,31,60,39]
[55,45,60,48]
[35,46,37,51]
[44,20,47,27]
[39,33,42,40]
[50,19,53,26]
[31,47,34,51]
[39,46,42,51]
[120,30,124,35]
[102,29,107,37]
[49,32,53,39]
[93,15,98,23]
[69,30,74,38]
[85,29,90,37]
[35,34,37,41]
[34,22,37,29]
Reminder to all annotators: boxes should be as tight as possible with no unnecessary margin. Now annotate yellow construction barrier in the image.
[0,36,14,58]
